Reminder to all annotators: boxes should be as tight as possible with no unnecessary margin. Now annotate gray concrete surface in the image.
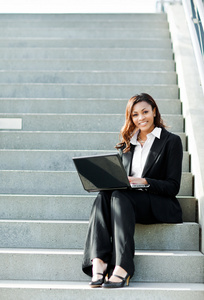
[167,4,204,254]
[0,59,176,71]
[0,71,177,84]
[0,28,170,39]
[0,38,172,48]
[0,113,183,131]
[0,249,203,283]
[0,170,193,195]
[0,131,187,150]
[0,10,203,297]
[0,195,197,222]
[0,282,203,300]
[0,98,181,114]
[0,149,189,171]
[0,221,199,250]
[0,83,179,98]
[0,20,169,29]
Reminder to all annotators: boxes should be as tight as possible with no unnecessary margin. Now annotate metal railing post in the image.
[183,0,204,94]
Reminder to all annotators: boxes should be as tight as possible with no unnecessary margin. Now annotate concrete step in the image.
[0,98,181,114]
[0,11,201,298]
[0,195,197,222]
[0,71,177,84]
[0,113,183,132]
[0,21,169,29]
[0,84,179,98]
[0,150,190,172]
[0,249,203,283]
[0,48,173,60]
[0,29,170,39]
[0,131,187,150]
[0,59,175,71]
[0,221,199,251]
[0,281,204,300]
[0,13,168,21]
[0,12,200,295]
[0,38,172,48]
[0,170,193,196]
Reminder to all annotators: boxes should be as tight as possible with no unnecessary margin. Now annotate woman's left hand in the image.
[128,176,148,185]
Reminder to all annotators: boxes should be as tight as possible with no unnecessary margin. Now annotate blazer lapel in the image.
[142,128,170,177]
[122,144,135,175]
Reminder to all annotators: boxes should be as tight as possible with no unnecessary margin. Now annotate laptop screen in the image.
[73,153,130,191]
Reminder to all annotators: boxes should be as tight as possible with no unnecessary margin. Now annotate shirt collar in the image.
[150,127,162,139]
[130,127,162,145]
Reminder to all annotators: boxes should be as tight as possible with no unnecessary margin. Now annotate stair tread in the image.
[0,280,204,290]
[0,220,198,224]
[0,221,198,250]
[0,113,181,115]
[0,11,201,291]
[0,248,202,255]
[0,59,176,71]
[0,58,174,61]
[0,194,196,198]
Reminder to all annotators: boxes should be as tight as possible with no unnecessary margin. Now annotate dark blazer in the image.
[119,128,183,223]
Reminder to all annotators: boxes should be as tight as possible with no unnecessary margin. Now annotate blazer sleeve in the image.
[145,134,183,197]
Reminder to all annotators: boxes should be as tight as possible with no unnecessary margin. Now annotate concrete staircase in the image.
[0,13,203,299]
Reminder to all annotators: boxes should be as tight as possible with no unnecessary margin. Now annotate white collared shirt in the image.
[130,127,162,178]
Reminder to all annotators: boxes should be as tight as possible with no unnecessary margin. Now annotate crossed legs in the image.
[82,190,139,279]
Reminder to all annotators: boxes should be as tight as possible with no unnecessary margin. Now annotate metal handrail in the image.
[196,0,204,24]
[190,0,204,57]
[183,0,204,93]
[156,0,182,12]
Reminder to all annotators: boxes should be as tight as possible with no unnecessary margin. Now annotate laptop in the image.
[72,153,150,192]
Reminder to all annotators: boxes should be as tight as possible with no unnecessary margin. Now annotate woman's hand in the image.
[128,176,148,185]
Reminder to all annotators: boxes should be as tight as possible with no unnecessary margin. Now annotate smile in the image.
[139,122,148,126]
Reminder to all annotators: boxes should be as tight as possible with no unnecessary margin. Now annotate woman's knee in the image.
[111,190,124,200]
[111,190,136,232]
[91,191,112,213]
[111,190,132,209]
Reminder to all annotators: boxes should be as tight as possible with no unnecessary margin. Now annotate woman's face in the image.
[131,101,156,134]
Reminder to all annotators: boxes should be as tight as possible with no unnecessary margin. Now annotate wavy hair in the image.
[116,93,166,153]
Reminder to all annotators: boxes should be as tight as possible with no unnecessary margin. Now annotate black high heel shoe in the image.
[102,273,130,288]
[89,272,107,288]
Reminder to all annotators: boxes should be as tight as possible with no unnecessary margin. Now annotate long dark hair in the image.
[116,93,166,153]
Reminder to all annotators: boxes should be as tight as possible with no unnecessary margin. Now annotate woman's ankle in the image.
[109,266,127,282]
[92,258,107,276]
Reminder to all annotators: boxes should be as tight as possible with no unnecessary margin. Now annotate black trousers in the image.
[82,189,158,278]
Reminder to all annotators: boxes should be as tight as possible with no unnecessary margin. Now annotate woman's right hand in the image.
[128,176,148,185]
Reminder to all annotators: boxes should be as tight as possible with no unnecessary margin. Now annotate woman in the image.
[82,93,183,288]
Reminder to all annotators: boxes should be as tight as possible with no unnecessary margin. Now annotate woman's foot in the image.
[108,265,127,283]
[102,266,130,288]
[89,258,108,288]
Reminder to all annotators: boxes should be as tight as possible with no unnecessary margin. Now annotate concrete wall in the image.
[167,4,204,253]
